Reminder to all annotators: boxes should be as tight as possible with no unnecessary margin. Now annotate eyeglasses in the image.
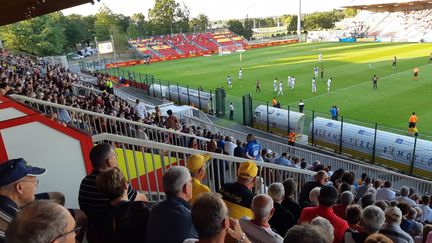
[51,226,81,242]
[183,178,193,187]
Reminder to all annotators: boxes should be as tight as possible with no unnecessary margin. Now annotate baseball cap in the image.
[186,153,211,173]
[0,158,46,187]
[238,161,258,179]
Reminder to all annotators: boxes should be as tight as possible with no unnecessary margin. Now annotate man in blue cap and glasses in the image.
[0,158,46,242]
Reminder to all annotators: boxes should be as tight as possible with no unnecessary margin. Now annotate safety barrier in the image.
[11,95,432,195]
[92,133,316,202]
[11,95,210,150]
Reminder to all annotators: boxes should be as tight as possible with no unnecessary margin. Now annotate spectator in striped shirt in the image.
[78,143,148,243]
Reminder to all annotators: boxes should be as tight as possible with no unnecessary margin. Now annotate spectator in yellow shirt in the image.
[186,153,211,204]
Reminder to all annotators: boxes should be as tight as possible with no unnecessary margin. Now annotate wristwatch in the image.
[238,233,246,243]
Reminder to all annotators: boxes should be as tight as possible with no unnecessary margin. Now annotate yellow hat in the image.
[186,153,211,172]
[238,161,258,179]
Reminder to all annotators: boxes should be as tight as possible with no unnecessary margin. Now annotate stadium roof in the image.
[0,0,95,26]
[342,0,432,10]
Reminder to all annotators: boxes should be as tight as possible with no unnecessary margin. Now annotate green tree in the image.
[116,14,131,33]
[148,0,190,34]
[0,13,66,56]
[287,15,300,32]
[94,4,118,40]
[227,20,244,36]
[343,8,358,18]
[127,13,147,38]
[243,18,253,40]
[62,14,86,51]
[190,14,209,32]
[282,15,293,26]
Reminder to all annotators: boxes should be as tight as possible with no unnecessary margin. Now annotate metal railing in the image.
[10,95,432,195]
[70,83,166,111]
[182,115,432,195]
[11,95,210,150]
[92,133,316,202]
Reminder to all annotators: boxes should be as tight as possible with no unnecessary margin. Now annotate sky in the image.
[62,0,354,20]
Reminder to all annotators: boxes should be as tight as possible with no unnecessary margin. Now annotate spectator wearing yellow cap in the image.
[186,153,211,205]
[219,161,258,220]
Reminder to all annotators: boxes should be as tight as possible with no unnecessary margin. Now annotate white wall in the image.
[0,108,26,121]
[1,121,87,208]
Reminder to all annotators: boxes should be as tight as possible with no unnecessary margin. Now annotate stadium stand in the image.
[129,31,247,58]
[339,2,432,40]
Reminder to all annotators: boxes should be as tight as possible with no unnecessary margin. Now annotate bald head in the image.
[252,194,274,219]
[315,170,329,185]
[6,200,75,243]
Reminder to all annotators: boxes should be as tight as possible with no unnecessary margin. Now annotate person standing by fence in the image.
[298,100,304,113]
[408,112,418,135]
[229,102,235,120]
[288,129,296,146]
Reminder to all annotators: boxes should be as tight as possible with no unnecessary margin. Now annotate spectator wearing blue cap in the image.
[0,158,46,242]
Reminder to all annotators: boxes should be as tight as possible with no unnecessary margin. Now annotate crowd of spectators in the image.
[3,145,432,243]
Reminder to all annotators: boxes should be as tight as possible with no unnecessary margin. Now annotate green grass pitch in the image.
[123,42,432,137]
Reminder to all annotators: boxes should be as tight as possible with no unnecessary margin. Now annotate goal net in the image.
[218,43,245,56]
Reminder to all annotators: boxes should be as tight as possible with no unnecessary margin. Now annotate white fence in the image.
[11,95,210,150]
[92,133,316,202]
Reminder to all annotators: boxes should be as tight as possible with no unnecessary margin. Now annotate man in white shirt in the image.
[224,136,237,156]
[277,81,284,96]
[314,66,319,77]
[227,76,232,88]
[273,78,278,92]
[419,196,432,223]
[229,103,235,120]
[290,76,295,90]
[395,186,417,207]
[240,194,283,243]
[134,99,147,120]
[327,78,332,93]
[376,180,396,201]
[312,77,317,93]
[239,68,243,80]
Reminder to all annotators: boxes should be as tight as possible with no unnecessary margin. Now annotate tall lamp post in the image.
[297,0,302,41]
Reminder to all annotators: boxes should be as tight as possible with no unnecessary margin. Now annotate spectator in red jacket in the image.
[299,185,349,243]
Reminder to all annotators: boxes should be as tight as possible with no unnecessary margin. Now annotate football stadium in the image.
[1,0,432,242]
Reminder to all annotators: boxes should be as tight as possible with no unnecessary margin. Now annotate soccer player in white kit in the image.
[318,53,323,62]
[312,77,317,93]
[238,68,243,80]
[287,75,291,88]
[314,66,319,77]
[273,78,278,92]
[227,75,232,88]
[327,77,332,92]
[290,76,295,90]
[277,81,284,96]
